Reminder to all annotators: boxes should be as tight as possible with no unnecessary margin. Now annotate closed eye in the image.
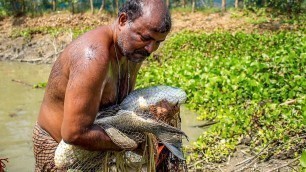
[139,33,164,44]
[140,35,152,42]
[156,40,162,44]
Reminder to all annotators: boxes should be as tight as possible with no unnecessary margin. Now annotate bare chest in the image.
[99,70,132,110]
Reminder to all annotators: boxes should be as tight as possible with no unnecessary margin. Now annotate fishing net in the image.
[55,133,158,171]
[96,110,186,149]
[54,86,188,171]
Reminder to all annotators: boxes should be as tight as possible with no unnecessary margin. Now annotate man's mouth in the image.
[129,54,147,63]
[134,50,150,57]
[125,49,151,63]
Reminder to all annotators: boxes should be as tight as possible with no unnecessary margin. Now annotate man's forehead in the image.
[142,4,166,25]
[133,10,166,32]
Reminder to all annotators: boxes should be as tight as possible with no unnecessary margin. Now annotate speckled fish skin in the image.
[120,85,187,111]
[95,110,187,139]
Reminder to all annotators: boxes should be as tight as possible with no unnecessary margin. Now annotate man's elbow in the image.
[61,128,83,145]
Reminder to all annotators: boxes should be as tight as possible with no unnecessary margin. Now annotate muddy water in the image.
[0,61,204,171]
[0,61,51,171]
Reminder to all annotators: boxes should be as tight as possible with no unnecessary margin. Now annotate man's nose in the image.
[144,41,158,54]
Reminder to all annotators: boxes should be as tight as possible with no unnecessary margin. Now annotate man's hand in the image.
[149,100,180,123]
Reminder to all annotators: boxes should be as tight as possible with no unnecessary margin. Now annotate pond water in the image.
[0,61,51,171]
[0,61,204,171]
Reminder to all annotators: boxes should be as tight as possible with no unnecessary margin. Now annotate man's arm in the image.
[61,49,121,151]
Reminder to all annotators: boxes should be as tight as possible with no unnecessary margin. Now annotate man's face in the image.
[117,12,169,63]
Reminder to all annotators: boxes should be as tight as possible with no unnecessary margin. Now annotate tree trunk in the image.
[21,0,25,12]
[192,0,195,13]
[210,0,214,8]
[98,0,105,13]
[52,0,57,11]
[90,0,94,14]
[262,0,266,7]
[113,0,119,14]
[222,0,226,13]
[116,0,119,14]
[182,0,186,8]
[33,0,37,11]
[11,1,17,14]
[235,0,238,8]
[166,0,170,8]
[70,0,75,14]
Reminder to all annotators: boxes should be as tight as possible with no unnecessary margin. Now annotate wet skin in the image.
[37,2,170,151]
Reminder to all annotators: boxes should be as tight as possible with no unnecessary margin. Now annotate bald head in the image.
[118,0,171,33]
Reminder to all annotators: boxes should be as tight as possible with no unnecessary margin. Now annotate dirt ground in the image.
[187,144,299,172]
[0,11,302,171]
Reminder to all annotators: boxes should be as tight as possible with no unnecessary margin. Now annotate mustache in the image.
[134,50,150,57]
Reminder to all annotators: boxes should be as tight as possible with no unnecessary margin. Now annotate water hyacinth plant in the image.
[136,30,306,164]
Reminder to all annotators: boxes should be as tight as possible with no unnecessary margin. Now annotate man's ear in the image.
[118,13,128,27]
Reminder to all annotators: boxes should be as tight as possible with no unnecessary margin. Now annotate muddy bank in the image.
[187,144,300,172]
[0,12,112,64]
[0,33,70,64]
[0,11,299,64]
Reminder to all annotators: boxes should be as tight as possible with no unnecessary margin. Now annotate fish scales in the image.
[96,110,186,137]
[120,85,187,111]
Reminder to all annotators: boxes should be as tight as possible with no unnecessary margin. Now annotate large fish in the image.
[120,85,187,111]
[54,85,188,170]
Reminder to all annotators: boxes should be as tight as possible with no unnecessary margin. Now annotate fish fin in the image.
[101,124,138,150]
[157,131,182,143]
[162,142,185,160]
[154,123,189,141]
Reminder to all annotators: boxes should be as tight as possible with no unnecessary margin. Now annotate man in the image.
[33,0,175,171]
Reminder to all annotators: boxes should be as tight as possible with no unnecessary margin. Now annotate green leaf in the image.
[33,82,47,88]
[300,150,306,167]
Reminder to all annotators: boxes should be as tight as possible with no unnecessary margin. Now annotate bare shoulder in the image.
[64,26,112,67]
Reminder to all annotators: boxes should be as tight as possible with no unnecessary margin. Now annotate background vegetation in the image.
[136,29,306,169]
[0,0,305,17]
